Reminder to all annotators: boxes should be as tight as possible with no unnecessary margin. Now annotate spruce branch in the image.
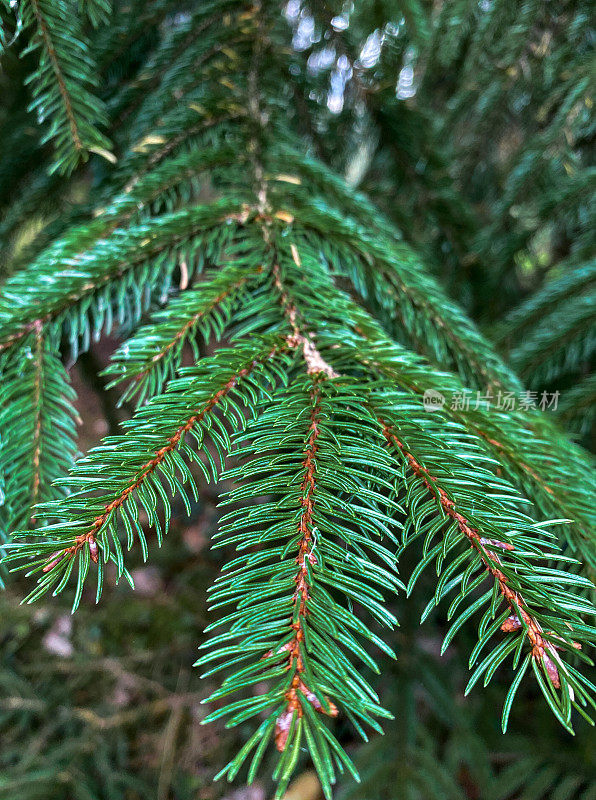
[318,300,596,569]
[18,0,113,173]
[105,259,263,406]
[0,325,78,539]
[0,142,239,305]
[270,375,339,753]
[0,2,594,795]
[5,339,286,606]
[555,373,596,439]
[201,374,401,799]
[368,395,596,732]
[509,292,595,387]
[495,261,596,347]
[0,202,243,355]
[78,0,111,28]
[380,423,580,692]
[29,0,84,153]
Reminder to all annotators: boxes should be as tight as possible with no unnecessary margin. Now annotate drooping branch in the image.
[380,422,580,688]
[339,324,595,562]
[0,205,244,353]
[129,269,259,392]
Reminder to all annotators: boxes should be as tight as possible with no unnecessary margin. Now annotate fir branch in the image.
[1,3,594,795]
[316,298,596,569]
[105,259,263,406]
[509,292,595,386]
[201,375,401,798]
[29,0,83,153]
[78,0,111,28]
[272,375,339,752]
[495,260,596,346]
[368,394,596,731]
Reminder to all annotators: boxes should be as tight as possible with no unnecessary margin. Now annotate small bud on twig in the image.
[542,651,560,688]
[275,709,294,751]
[501,614,522,632]
[480,537,515,551]
[43,551,65,573]
[88,536,99,564]
[298,680,338,717]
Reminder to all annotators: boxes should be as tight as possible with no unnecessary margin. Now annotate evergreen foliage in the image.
[2,0,113,174]
[0,1,594,797]
[496,260,596,438]
[292,1,594,321]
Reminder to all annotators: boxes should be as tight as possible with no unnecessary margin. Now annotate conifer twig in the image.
[380,422,580,687]
[29,0,83,152]
[43,347,279,570]
[273,376,338,751]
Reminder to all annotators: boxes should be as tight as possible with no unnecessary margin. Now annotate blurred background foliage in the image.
[0,0,594,798]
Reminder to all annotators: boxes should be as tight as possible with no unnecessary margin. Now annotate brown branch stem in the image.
[274,377,337,751]
[30,320,44,516]
[271,261,338,378]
